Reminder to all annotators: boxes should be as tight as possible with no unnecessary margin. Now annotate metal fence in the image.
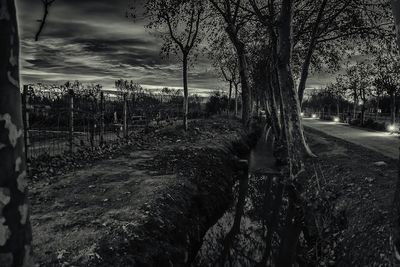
[22,85,203,160]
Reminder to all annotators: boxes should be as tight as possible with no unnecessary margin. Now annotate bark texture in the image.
[0,0,33,266]
[276,0,314,162]
[390,0,400,262]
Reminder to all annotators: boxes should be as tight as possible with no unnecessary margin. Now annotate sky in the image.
[16,0,332,95]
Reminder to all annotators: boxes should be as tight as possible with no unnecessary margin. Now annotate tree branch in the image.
[164,12,185,52]
[35,0,56,41]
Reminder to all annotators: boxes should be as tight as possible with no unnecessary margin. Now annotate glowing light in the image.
[301,112,304,117]
[333,117,340,122]
[388,124,397,132]
[312,114,317,119]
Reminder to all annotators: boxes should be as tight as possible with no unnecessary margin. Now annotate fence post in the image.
[69,89,74,152]
[123,93,128,139]
[22,85,30,162]
[100,91,105,145]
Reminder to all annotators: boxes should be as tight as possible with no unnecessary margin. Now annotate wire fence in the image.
[22,84,204,160]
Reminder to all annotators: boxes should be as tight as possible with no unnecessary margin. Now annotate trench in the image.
[193,125,284,266]
[82,122,298,267]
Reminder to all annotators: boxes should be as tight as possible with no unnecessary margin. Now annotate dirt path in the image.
[303,118,399,159]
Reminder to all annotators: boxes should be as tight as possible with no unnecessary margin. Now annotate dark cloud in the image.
[16,0,328,95]
[16,0,223,94]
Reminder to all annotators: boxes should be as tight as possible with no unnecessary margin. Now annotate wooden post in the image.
[100,91,104,145]
[123,93,128,138]
[90,100,95,149]
[69,89,74,152]
[22,85,30,162]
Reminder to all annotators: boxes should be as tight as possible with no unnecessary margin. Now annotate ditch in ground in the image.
[29,118,398,266]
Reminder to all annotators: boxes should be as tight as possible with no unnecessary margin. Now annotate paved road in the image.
[303,118,400,159]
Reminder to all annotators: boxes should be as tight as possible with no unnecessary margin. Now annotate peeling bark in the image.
[276,0,315,162]
[0,0,33,266]
[274,0,310,265]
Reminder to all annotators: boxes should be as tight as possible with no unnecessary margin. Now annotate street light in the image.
[301,112,304,117]
[333,117,340,123]
[388,124,397,133]
[312,114,317,119]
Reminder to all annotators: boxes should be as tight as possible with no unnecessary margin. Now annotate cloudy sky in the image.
[16,0,331,95]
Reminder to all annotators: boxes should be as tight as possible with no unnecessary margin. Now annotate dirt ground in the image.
[29,117,248,266]
[194,126,399,267]
[304,127,398,266]
[28,118,400,266]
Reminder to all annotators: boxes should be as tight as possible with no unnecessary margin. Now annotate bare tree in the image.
[209,0,252,126]
[294,0,390,103]
[0,0,34,266]
[208,36,239,117]
[371,40,400,126]
[145,0,205,131]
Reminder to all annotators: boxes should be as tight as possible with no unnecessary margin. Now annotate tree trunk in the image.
[361,104,365,125]
[297,0,328,104]
[391,90,396,125]
[276,4,314,160]
[266,64,281,137]
[182,54,189,131]
[376,95,380,121]
[227,30,251,126]
[353,90,357,120]
[237,46,251,126]
[389,1,400,262]
[337,100,340,117]
[275,1,308,264]
[0,1,34,266]
[228,80,232,116]
[277,184,303,267]
[234,82,238,117]
[297,47,313,105]
[328,104,331,118]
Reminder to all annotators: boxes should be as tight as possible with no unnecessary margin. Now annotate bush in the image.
[350,118,386,131]
[205,92,228,115]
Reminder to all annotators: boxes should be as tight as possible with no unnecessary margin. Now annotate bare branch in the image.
[35,0,56,41]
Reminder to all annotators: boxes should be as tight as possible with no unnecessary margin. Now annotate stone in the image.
[374,161,387,167]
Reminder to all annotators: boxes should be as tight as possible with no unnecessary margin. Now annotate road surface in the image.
[303,118,400,159]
